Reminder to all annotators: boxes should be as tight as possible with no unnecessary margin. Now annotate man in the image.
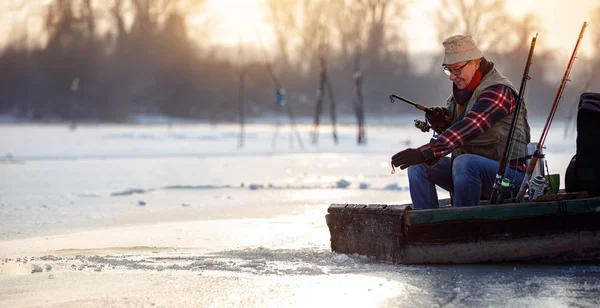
[391,35,531,209]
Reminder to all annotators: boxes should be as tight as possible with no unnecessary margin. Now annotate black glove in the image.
[391,148,426,170]
[426,107,451,133]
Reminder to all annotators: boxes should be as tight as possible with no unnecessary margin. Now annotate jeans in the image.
[406,154,526,209]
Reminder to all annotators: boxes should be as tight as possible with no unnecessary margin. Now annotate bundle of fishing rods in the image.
[389,21,588,205]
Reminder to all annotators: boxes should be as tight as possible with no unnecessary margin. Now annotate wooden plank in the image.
[400,231,600,264]
[406,197,600,226]
[536,191,589,201]
[328,203,409,215]
[404,211,600,244]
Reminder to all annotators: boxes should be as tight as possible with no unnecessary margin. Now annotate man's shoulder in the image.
[481,68,515,86]
[482,83,511,91]
[480,68,518,96]
[479,84,517,99]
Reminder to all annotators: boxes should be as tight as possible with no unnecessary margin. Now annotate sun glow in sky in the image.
[199,0,274,48]
[203,0,599,59]
[1,0,598,65]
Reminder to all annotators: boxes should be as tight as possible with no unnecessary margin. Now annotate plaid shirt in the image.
[418,84,526,171]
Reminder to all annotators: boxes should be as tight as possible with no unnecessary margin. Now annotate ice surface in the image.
[1,120,596,308]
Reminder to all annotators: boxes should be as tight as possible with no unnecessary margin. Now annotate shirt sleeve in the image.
[418,84,517,160]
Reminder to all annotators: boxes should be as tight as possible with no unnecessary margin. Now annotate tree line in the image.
[0,0,598,124]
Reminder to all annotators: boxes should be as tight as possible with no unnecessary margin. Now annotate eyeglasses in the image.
[443,60,471,76]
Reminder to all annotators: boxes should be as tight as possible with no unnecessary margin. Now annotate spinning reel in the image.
[414,118,432,133]
[389,94,434,133]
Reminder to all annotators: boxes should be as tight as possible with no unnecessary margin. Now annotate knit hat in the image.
[442,35,484,65]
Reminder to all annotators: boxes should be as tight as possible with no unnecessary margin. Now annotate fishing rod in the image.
[563,68,596,139]
[389,94,451,132]
[389,94,433,113]
[489,34,538,205]
[515,21,587,202]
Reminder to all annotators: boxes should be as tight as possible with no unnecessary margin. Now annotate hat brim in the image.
[442,48,484,65]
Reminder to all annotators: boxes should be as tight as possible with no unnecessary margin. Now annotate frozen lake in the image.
[1,120,598,307]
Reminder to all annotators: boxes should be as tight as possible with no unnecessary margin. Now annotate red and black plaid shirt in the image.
[418,84,526,171]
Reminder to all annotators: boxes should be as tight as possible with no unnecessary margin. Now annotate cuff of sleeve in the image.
[418,144,436,161]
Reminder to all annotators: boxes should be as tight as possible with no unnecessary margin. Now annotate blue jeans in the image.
[406,154,526,209]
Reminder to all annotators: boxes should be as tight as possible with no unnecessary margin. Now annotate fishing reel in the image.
[414,118,432,133]
[388,93,435,133]
[495,177,515,204]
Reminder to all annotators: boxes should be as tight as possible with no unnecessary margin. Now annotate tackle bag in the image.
[565,92,600,196]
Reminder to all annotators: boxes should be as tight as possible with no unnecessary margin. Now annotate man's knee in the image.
[407,164,426,180]
[452,154,478,174]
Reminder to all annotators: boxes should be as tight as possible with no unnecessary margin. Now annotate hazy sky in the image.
[1,0,597,63]
[409,0,595,55]
[203,0,598,59]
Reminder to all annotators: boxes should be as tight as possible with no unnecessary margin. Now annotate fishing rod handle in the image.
[489,173,504,204]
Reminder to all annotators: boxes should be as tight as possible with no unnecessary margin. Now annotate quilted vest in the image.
[446,68,531,161]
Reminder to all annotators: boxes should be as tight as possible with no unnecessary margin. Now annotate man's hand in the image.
[391,148,426,170]
[426,106,452,133]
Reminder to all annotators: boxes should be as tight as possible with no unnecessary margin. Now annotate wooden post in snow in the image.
[238,68,247,148]
[352,52,366,144]
[311,57,339,145]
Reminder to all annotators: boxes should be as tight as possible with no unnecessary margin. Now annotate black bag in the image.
[565,92,600,196]
[565,154,577,192]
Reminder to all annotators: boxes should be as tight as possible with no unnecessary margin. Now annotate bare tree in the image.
[434,0,513,52]
[264,0,300,67]
[330,0,372,143]
[330,0,412,120]
[44,0,83,53]
[353,52,367,144]
[297,0,333,72]
[109,0,128,51]
[129,0,178,42]
[495,12,554,77]
[330,0,365,62]
[311,56,339,145]
[357,0,412,70]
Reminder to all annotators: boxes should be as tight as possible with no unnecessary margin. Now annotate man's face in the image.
[444,59,480,90]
